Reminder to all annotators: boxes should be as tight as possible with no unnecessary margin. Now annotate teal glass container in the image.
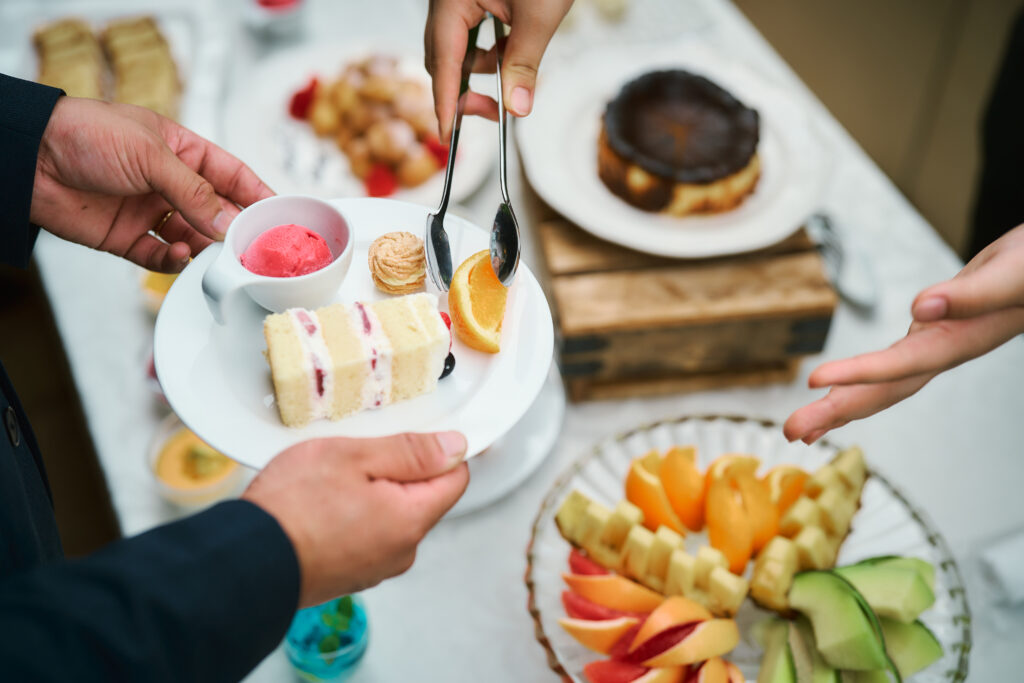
[284,595,369,681]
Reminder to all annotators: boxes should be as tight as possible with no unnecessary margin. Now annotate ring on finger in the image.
[152,210,176,238]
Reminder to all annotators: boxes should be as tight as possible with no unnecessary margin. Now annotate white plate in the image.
[222,42,496,205]
[517,43,832,258]
[525,415,970,681]
[154,198,553,469]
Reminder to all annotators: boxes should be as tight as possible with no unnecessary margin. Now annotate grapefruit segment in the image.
[562,591,649,621]
[570,548,611,575]
[563,573,665,612]
[584,660,651,683]
[629,596,712,652]
[636,619,740,668]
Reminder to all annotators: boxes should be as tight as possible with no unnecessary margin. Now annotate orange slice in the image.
[626,452,688,535]
[448,249,508,353]
[705,454,760,489]
[723,660,745,683]
[705,477,753,574]
[562,573,665,612]
[734,474,779,553]
[660,446,705,532]
[558,616,640,654]
[763,465,809,514]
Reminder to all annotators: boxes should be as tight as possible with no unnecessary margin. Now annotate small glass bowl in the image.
[285,595,369,682]
[147,413,247,510]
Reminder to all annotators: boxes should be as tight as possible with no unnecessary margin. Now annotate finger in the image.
[360,431,467,483]
[124,233,192,273]
[463,92,499,121]
[783,374,934,442]
[425,6,480,141]
[397,462,470,531]
[162,120,275,209]
[500,3,571,116]
[809,311,1024,387]
[912,258,1024,323]
[470,46,497,74]
[147,146,231,240]
[157,196,236,256]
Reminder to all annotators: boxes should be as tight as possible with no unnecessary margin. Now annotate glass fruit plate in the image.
[525,415,970,682]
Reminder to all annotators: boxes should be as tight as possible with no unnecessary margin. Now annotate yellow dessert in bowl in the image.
[148,415,245,508]
[140,269,179,315]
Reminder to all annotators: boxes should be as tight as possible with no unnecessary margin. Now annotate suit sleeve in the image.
[0,499,301,683]
[0,73,63,268]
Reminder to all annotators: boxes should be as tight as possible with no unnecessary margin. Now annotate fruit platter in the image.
[526,416,970,682]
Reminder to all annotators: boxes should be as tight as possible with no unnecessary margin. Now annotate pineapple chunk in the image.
[817,486,856,536]
[647,526,686,582]
[695,546,729,588]
[621,525,655,580]
[758,536,799,576]
[833,446,868,491]
[707,567,749,617]
[779,497,823,537]
[665,549,697,596]
[794,526,832,569]
[750,558,794,611]
[555,490,592,544]
[578,501,612,550]
[805,464,845,498]
[600,500,644,551]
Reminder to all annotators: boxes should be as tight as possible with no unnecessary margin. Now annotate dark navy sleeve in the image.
[0,500,301,682]
[0,73,63,268]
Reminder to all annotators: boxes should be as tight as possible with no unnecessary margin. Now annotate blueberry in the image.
[439,352,455,379]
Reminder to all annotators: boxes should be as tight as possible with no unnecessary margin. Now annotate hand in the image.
[242,432,469,608]
[784,223,1024,443]
[31,97,274,273]
[424,0,575,140]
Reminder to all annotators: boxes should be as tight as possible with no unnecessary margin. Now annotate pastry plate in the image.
[222,42,496,206]
[154,197,554,469]
[526,415,970,682]
[517,43,832,258]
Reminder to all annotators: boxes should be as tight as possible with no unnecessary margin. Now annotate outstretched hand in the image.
[424,0,574,141]
[31,97,273,273]
[785,223,1024,444]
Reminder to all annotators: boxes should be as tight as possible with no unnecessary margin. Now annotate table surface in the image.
[5,0,1024,680]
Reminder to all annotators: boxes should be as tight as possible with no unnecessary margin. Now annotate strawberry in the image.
[288,76,318,120]
[365,164,398,197]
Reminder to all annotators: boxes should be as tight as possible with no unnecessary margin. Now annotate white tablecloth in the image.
[8,0,1024,679]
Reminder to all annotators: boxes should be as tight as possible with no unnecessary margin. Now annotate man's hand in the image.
[31,97,274,273]
[424,0,574,141]
[784,223,1024,443]
[242,432,469,608]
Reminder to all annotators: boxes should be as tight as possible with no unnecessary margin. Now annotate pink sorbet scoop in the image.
[240,224,333,277]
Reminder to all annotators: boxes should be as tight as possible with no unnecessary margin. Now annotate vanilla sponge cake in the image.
[264,293,450,427]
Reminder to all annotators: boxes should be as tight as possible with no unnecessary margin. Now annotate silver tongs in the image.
[425,16,521,291]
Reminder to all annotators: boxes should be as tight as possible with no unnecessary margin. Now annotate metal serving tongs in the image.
[489,16,521,286]
[425,21,481,291]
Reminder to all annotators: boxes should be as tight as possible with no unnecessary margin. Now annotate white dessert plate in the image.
[222,42,496,206]
[526,415,970,682]
[517,43,832,258]
[154,197,554,469]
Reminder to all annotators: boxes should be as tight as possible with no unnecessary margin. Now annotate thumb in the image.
[361,431,467,483]
[912,252,1024,322]
[500,7,564,117]
[147,145,232,240]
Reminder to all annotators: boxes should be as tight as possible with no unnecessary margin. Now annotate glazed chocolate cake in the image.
[598,69,761,215]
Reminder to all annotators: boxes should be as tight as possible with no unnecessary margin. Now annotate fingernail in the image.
[213,210,230,238]
[914,296,947,321]
[803,429,826,445]
[510,87,532,116]
[435,431,466,467]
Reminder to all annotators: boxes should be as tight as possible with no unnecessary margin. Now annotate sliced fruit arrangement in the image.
[558,552,744,683]
[756,556,943,682]
[556,492,749,617]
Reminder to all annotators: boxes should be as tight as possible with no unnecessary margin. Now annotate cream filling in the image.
[349,302,393,410]
[287,308,335,420]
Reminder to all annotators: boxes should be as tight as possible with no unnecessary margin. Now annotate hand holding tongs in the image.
[425,16,521,291]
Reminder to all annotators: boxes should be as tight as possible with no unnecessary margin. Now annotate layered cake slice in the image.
[264,293,450,427]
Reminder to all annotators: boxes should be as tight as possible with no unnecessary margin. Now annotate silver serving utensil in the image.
[807,213,879,312]
[490,16,521,286]
[425,22,481,291]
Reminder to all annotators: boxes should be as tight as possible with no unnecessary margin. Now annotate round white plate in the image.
[526,416,970,682]
[154,198,554,469]
[223,42,495,206]
[517,43,832,258]
[447,361,566,518]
